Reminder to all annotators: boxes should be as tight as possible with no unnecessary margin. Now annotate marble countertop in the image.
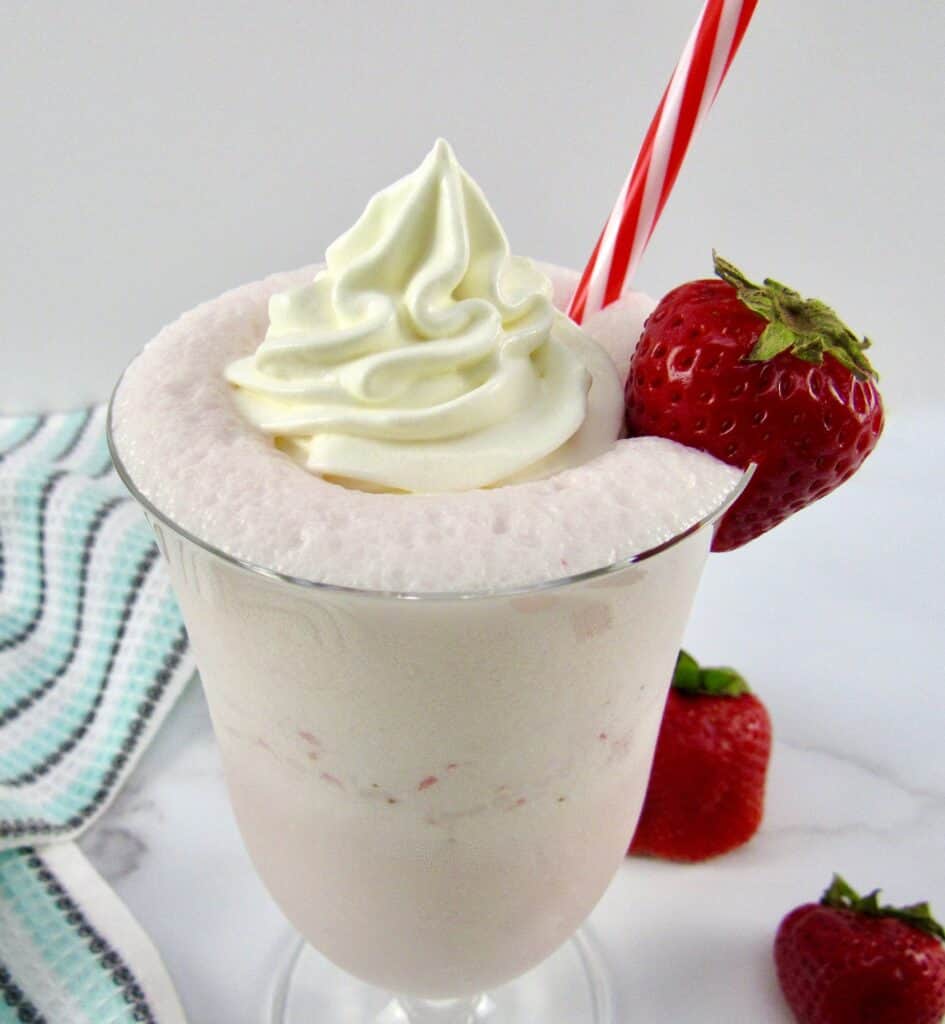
[79,409,945,1023]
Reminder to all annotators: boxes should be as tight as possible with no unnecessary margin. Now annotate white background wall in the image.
[2,1,942,413]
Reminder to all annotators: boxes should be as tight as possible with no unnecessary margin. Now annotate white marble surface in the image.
[79,409,945,1023]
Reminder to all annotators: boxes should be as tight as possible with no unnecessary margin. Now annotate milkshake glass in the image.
[107,140,747,1020]
[108,399,746,1023]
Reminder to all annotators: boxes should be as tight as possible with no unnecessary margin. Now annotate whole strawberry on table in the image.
[775,876,945,1024]
[629,650,771,862]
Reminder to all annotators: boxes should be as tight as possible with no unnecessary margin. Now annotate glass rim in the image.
[106,372,753,603]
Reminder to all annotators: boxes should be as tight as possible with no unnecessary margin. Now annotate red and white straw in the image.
[568,0,758,324]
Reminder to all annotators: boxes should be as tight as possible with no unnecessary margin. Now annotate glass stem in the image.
[379,994,492,1023]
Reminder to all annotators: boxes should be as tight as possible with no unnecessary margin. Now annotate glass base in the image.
[270,929,614,1023]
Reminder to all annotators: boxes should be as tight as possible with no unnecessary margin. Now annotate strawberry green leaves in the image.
[821,875,945,943]
[712,252,878,381]
[672,649,750,697]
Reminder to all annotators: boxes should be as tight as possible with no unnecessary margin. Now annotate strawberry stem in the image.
[711,251,878,382]
[821,874,945,942]
[672,650,750,697]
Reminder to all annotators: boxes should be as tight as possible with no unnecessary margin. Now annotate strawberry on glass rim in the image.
[625,253,884,551]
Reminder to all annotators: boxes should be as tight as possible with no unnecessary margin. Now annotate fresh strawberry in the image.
[629,650,771,861]
[775,875,945,1024]
[625,253,884,551]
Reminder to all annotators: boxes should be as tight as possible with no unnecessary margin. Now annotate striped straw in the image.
[568,0,758,324]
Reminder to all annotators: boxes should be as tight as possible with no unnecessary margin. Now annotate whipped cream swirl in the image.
[226,139,621,492]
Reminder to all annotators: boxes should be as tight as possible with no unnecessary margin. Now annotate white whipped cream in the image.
[225,139,622,492]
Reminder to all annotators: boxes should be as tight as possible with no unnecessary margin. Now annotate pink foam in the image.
[112,263,741,593]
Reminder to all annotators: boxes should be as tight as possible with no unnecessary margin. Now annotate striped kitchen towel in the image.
[0,407,193,846]
[0,845,187,1023]
[0,407,194,1022]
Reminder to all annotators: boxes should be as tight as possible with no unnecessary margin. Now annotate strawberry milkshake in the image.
[109,141,745,1019]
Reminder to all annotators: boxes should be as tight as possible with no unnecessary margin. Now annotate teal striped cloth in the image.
[0,845,187,1023]
[0,408,193,1023]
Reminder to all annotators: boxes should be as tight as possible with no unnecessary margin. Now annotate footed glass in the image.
[108,403,747,1023]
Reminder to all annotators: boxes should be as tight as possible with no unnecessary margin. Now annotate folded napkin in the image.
[0,407,194,1022]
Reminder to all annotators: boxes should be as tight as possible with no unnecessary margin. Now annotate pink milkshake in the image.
[110,141,745,1021]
